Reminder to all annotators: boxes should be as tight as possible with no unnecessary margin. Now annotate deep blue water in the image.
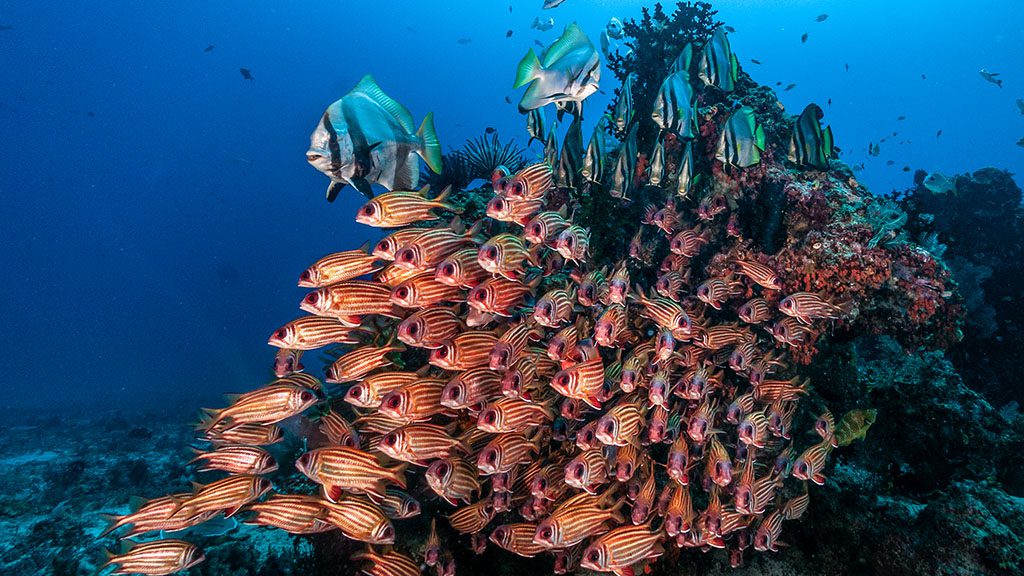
[1,0,1021,415]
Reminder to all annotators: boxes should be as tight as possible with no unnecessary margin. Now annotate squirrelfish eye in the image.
[483,411,496,424]
[299,271,311,282]
[274,329,287,339]
[486,450,497,463]
[386,396,401,409]
[396,287,408,298]
[384,433,397,446]
[587,550,600,562]
[300,390,314,403]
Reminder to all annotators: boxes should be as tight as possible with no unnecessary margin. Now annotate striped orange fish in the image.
[343,371,419,408]
[770,316,816,346]
[486,195,544,225]
[524,207,570,245]
[435,247,489,288]
[793,439,833,485]
[579,523,665,576]
[668,225,710,257]
[633,289,692,338]
[576,266,609,307]
[686,397,719,444]
[99,494,213,538]
[705,435,733,487]
[535,495,623,549]
[737,296,773,324]
[102,539,205,576]
[295,446,407,501]
[564,448,610,494]
[299,242,381,287]
[504,162,553,200]
[300,280,399,319]
[695,277,744,310]
[477,397,554,433]
[377,488,421,519]
[424,518,442,566]
[441,367,502,410]
[425,457,482,505]
[490,523,547,557]
[732,259,782,290]
[478,233,539,280]
[429,331,499,370]
[466,276,535,317]
[352,548,421,576]
[375,260,427,287]
[778,291,853,325]
[353,412,408,435]
[595,399,646,446]
[243,494,331,534]
[317,409,360,447]
[553,225,591,263]
[754,377,809,402]
[663,484,695,537]
[476,432,537,475]
[782,491,810,520]
[204,422,283,446]
[377,378,447,422]
[188,445,277,475]
[389,272,463,309]
[377,422,464,464]
[489,321,541,370]
[654,270,687,301]
[593,304,629,348]
[533,285,575,327]
[273,348,305,377]
[735,460,781,516]
[448,498,495,534]
[200,383,318,430]
[355,185,458,228]
[692,324,753,350]
[373,227,427,261]
[753,508,785,552]
[631,463,657,525]
[325,342,405,383]
[172,475,272,520]
[320,497,395,544]
[550,356,605,409]
[394,224,479,271]
[737,410,770,448]
[268,316,363,350]
[396,306,461,348]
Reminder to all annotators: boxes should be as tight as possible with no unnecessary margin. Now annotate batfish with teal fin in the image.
[698,26,739,93]
[513,22,600,113]
[716,106,766,168]
[307,74,442,201]
[788,103,834,170]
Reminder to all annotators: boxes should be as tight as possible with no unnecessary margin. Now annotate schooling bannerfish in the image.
[543,0,567,8]
[698,27,738,92]
[716,106,766,168]
[532,17,555,31]
[606,17,624,39]
[788,103,834,170]
[307,75,442,201]
[513,23,600,112]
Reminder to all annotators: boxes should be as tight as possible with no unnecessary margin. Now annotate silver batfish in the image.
[307,75,442,201]
[513,23,600,112]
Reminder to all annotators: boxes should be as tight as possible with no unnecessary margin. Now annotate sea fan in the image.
[460,132,526,181]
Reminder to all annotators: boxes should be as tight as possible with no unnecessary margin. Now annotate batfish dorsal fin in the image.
[542,22,588,68]
[354,74,416,134]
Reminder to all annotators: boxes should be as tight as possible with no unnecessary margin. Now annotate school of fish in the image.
[102,21,877,576]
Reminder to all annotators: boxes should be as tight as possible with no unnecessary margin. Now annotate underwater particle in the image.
[457,37,472,44]
[801,32,808,43]
[204,44,214,52]
[506,29,514,38]
[532,17,554,31]
[815,13,829,22]
[543,0,566,8]
[979,69,1002,88]
[239,68,253,80]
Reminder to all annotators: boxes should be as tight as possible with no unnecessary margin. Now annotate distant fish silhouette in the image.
[979,69,1002,88]
[897,115,906,121]
[784,83,796,91]
[534,39,544,49]
[815,14,829,22]
[485,127,497,134]
[724,26,735,33]
[845,63,849,72]
[543,0,567,8]
[801,32,808,43]
[457,37,472,45]
[506,29,513,38]
[509,4,513,13]
[204,44,215,52]
[921,74,926,80]
[750,58,762,65]
[886,160,895,166]
[505,96,512,104]
[1015,98,1024,115]
[936,130,943,138]
[240,68,254,80]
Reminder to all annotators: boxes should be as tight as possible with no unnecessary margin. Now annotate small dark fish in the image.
[1017,137,1024,148]
[921,74,926,80]
[485,127,497,134]
[204,44,215,52]
[534,39,545,49]
[902,166,910,172]
[844,63,849,72]
[509,4,513,12]
[886,160,895,165]
[457,38,472,45]
[505,96,512,104]
[827,98,832,106]
[936,130,943,138]
[506,30,513,38]
[87,111,95,117]
[240,68,253,80]
[724,26,736,33]
[750,58,762,65]
[543,0,567,8]
[893,131,898,136]
[801,32,808,43]
[897,115,906,121]
[784,83,796,91]
[880,138,887,142]
[775,81,782,86]
[815,14,829,22]
[1016,98,1024,115]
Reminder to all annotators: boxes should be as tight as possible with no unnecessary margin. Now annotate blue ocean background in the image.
[1,0,1021,416]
